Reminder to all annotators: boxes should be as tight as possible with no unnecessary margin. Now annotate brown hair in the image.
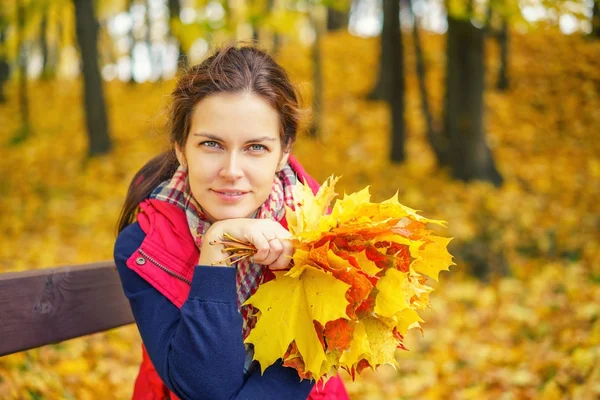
[117,44,301,233]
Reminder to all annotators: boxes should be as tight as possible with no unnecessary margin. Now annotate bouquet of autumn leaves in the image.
[223,177,454,381]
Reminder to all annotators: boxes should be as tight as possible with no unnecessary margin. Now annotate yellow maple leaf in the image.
[319,349,343,380]
[374,268,412,317]
[361,317,400,368]
[374,232,416,248]
[339,318,369,368]
[286,248,310,278]
[244,266,350,376]
[382,193,447,227]
[395,308,424,335]
[286,176,339,236]
[329,186,372,223]
[410,236,455,281]
[352,250,382,276]
[375,268,432,314]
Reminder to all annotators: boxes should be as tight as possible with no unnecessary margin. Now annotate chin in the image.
[205,208,255,222]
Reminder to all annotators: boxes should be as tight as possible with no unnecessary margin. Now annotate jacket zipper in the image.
[138,249,192,285]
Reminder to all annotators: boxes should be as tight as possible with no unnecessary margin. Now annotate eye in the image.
[247,144,268,152]
[200,141,221,149]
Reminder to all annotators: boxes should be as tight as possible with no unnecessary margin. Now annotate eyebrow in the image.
[193,132,277,143]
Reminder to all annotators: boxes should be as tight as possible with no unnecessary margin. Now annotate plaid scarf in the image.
[150,163,297,340]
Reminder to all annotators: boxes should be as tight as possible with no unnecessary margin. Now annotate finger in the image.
[269,239,294,270]
[275,226,292,240]
[261,237,283,266]
[249,232,270,264]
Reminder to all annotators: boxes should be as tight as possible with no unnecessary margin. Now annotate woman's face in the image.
[176,92,289,222]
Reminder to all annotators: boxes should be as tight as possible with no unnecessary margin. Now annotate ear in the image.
[277,150,290,172]
[175,144,186,167]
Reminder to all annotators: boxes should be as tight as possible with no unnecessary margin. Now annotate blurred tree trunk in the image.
[0,14,10,103]
[128,0,136,83]
[592,0,600,37]
[248,0,260,42]
[39,5,57,80]
[39,9,50,79]
[496,18,509,90]
[388,0,405,162]
[167,0,187,69]
[444,16,502,185]
[56,21,64,72]
[14,0,30,143]
[484,1,493,29]
[73,0,111,156]
[407,0,448,165]
[308,7,324,138]
[145,0,154,79]
[485,6,509,90]
[267,0,280,55]
[369,0,403,102]
[326,8,348,31]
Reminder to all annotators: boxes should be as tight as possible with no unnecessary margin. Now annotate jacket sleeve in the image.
[233,361,313,400]
[114,222,314,400]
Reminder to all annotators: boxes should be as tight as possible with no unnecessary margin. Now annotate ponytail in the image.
[116,151,179,233]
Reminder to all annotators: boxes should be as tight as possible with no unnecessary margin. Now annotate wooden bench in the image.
[0,262,134,356]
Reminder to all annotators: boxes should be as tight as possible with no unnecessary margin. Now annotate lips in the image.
[213,189,249,195]
[211,189,249,202]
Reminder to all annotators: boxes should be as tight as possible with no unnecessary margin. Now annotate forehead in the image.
[189,92,280,140]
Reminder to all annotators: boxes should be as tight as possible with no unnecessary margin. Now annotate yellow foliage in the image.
[245,177,453,381]
[286,176,340,237]
[244,266,350,377]
[410,236,454,281]
[374,269,431,318]
[360,317,399,368]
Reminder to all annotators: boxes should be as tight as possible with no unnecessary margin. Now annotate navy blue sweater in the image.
[114,222,314,400]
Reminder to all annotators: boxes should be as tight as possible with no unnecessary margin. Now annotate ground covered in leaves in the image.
[0,29,599,399]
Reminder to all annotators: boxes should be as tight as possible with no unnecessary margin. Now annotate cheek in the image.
[187,161,216,193]
[248,162,278,184]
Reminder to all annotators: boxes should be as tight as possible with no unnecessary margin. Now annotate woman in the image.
[114,45,349,399]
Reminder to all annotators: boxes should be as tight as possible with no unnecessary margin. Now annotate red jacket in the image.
[125,155,349,400]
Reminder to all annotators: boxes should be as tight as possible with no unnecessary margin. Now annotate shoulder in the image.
[114,222,146,263]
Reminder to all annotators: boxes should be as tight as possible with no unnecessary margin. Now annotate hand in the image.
[199,219,293,270]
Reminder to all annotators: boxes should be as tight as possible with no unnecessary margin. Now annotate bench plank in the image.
[0,262,134,356]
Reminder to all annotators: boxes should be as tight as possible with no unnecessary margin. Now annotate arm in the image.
[233,361,313,400]
[114,223,313,400]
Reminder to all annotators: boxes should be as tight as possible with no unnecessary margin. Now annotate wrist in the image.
[199,247,230,267]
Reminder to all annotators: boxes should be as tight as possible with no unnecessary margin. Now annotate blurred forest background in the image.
[0,0,599,398]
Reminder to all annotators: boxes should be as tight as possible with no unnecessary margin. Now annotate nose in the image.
[220,152,244,180]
